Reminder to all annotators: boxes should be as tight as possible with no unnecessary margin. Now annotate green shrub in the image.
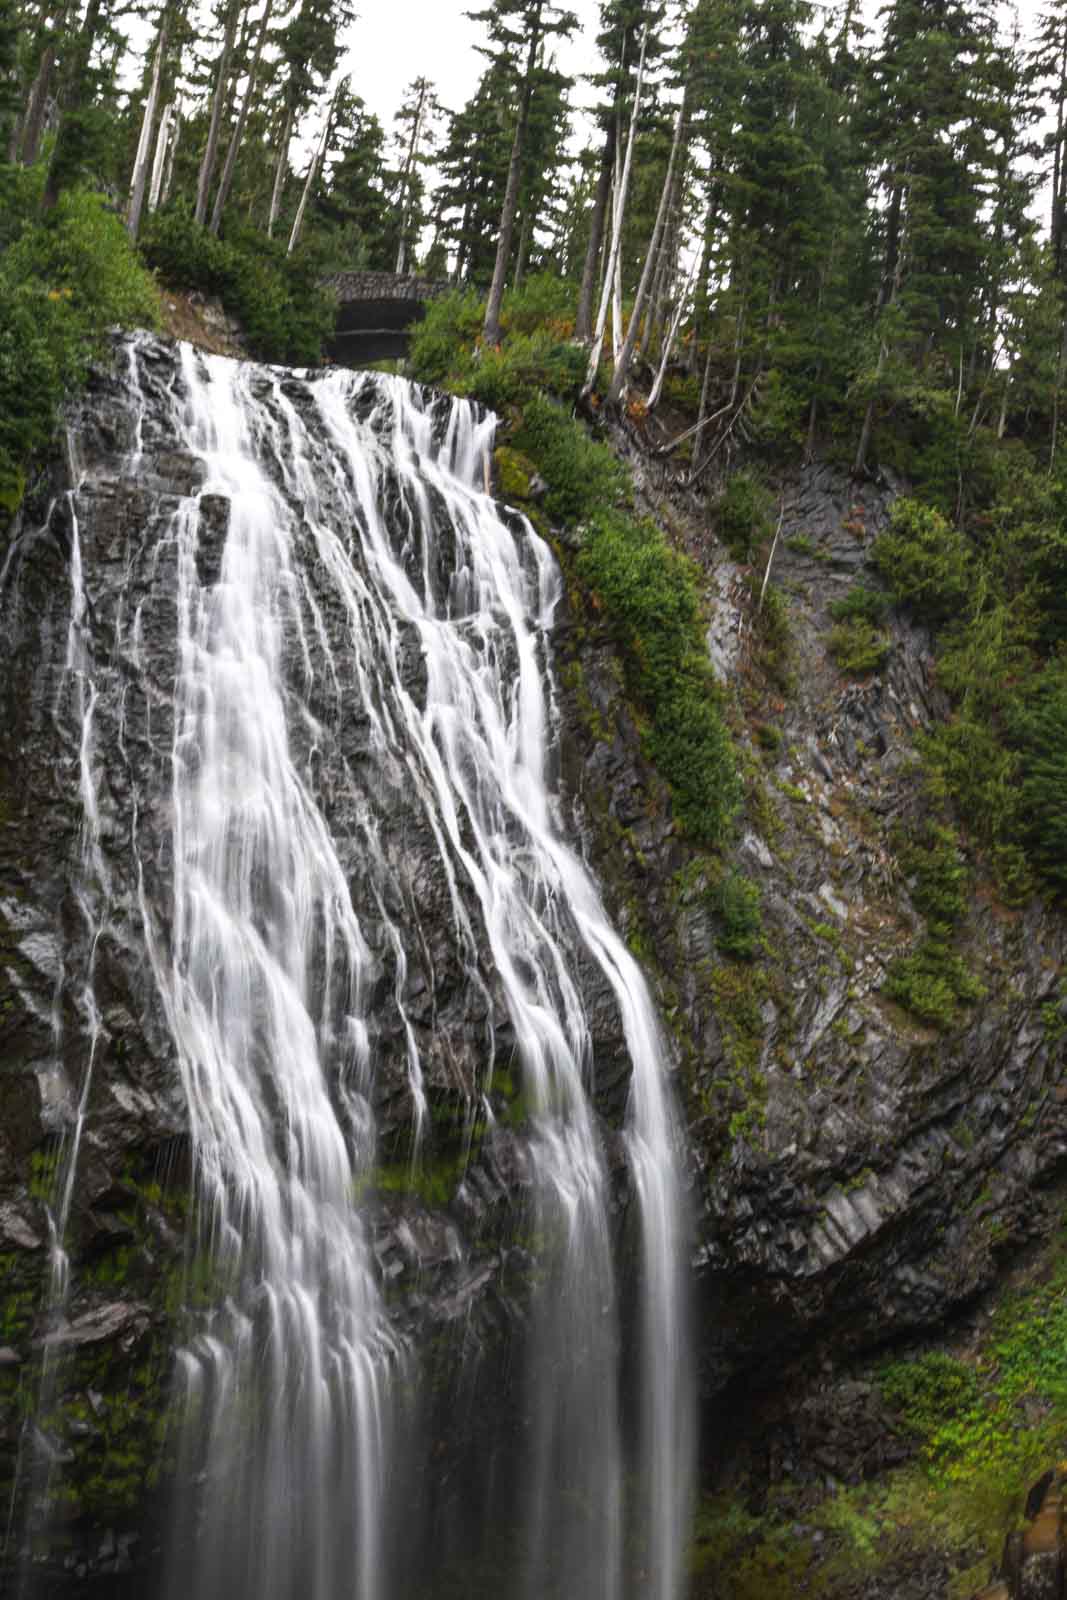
[512,391,623,524]
[408,289,483,384]
[753,581,793,691]
[499,272,576,337]
[883,818,984,1026]
[715,470,775,561]
[0,188,160,515]
[1015,655,1067,890]
[871,499,973,624]
[828,617,891,675]
[829,584,890,625]
[884,935,985,1029]
[900,823,970,923]
[711,870,763,960]
[881,1353,983,1460]
[466,331,587,413]
[578,510,742,844]
[140,205,333,364]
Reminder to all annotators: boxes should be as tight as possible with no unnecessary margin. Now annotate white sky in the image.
[337,0,606,140]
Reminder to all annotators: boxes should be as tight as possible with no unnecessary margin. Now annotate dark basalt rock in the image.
[554,441,1067,1456]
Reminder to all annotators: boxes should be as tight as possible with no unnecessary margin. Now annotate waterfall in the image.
[25,336,693,1598]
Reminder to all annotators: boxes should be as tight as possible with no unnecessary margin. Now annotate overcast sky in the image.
[333,0,607,147]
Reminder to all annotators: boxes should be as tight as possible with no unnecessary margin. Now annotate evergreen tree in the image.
[389,77,443,274]
[313,86,392,268]
[470,0,577,343]
[433,57,525,283]
[42,0,130,205]
[854,0,1011,467]
[267,0,354,237]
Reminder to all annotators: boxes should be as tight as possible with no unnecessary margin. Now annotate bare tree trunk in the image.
[267,97,294,238]
[611,175,623,359]
[287,81,339,255]
[582,23,648,396]
[148,100,174,213]
[160,107,180,204]
[195,0,241,226]
[648,256,697,410]
[7,0,49,160]
[210,0,273,233]
[127,13,169,240]
[691,337,715,474]
[688,176,717,374]
[482,6,542,347]
[757,502,786,613]
[639,146,685,364]
[17,45,56,164]
[607,94,687,410]
[574,125,615,342]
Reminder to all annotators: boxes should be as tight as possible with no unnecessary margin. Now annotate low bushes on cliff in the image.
[884,822,985,1028]
[140,204,333,365]
[869,484,1067,900]
[0,184,160,518]
[410,280,588,412]
[578,509,742,844]
[1015,655,1067,890]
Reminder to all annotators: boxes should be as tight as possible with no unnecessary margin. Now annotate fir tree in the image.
[470,0,577,343]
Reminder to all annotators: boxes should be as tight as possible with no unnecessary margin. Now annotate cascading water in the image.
[17,334,693,1599]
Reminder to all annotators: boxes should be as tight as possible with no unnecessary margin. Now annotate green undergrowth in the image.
[883,820,985,1028]
[829,616,892,675]
[410,280,742,848]
[714,469,776,562]
[709,868,763,960]
[0,177,161,522]
[140,203,334,364]
[693,1225,1067,1599]
[869,484,1067,900]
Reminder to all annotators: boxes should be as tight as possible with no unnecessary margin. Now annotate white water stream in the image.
[42,339,693,1599]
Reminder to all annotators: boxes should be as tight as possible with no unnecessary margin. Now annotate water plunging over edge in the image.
[11,335,694,1600]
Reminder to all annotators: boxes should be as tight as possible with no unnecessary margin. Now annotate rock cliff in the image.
[0,334,1063,1592]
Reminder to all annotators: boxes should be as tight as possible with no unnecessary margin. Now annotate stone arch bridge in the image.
[323,270,451,366]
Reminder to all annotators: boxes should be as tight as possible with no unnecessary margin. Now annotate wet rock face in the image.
[1,335,1065,1585]
[557,448,1067,1409]
[0,335,629,1585]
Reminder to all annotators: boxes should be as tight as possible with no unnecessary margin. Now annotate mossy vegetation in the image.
[862,480,1067,900]
[709,869,763,961]
[828,617,892,676]
[708,961,769,1141]
[0,180,160,522]
[693,1224,1067,1599]
[883,821,985,1028]
[140,203,335,365]
[714,470,776,562]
